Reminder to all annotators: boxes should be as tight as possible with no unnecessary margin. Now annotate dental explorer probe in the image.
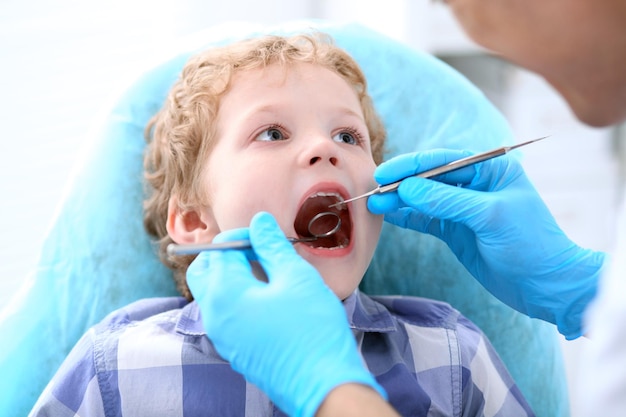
[328,136,549,208]
[166,211,342,256]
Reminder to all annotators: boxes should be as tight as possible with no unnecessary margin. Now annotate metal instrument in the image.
[166,211,342,255]
[329,136,549,208]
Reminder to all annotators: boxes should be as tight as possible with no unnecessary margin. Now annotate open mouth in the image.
[293,192,351,249]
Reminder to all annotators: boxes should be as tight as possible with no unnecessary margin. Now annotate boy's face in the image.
[197,62,383,299]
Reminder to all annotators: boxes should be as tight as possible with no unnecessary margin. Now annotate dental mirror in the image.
[166,211,342,256]
[305,211,342,238]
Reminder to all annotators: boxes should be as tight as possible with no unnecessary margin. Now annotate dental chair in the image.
[0,21,569,417]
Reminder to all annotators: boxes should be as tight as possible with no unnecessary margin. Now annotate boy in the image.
[30,33,534,417]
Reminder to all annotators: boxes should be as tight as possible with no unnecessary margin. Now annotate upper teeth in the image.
[307,192,346,211]
[308,191,343,200]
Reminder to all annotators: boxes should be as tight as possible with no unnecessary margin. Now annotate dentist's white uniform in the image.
[580,194,626,417]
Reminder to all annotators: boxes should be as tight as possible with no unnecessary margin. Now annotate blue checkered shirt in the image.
[30,290,534,416]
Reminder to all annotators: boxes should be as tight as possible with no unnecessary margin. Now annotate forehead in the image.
[219,62,363,115]
[230,62,349,89]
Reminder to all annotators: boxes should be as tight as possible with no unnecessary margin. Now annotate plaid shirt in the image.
[30,290,534,417]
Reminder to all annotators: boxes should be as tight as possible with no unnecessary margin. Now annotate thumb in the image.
[249,212,306,279]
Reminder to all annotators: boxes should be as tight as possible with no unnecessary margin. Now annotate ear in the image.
[166,196,220,244]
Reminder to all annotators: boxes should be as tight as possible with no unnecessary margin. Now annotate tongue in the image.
[294,195,339,237]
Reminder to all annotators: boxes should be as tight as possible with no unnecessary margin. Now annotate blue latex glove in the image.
[368,149,607,339]
[187,212,386,417]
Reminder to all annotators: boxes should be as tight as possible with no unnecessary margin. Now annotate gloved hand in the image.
[368,149,607,339]
[187,212,386,417]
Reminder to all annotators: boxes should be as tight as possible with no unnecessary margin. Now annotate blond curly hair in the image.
[144,32,386,299]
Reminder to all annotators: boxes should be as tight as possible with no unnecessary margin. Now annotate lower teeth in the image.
[311,244,347,250]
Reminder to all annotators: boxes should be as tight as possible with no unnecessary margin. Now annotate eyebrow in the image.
[332,107,366,122]
[241,104,366,123]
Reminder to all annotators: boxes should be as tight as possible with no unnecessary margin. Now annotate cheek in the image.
[365,211,384,255]
[371,211,384,233]
[209,182,264,231]
[203,163,256,228]
[208,170,292,232]
[360,160,378,190]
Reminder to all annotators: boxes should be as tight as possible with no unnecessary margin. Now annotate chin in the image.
[312,262,363,301]
[573,105,626,127]
[552,78,626,127]
[328,281,360,301]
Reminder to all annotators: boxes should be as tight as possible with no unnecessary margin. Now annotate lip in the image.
[293,181,354,257]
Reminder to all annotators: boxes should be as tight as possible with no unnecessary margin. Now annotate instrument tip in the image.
[511,135,551,150]
[327,201,345,209]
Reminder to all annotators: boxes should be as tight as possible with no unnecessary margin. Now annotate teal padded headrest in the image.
[0,20,568,417]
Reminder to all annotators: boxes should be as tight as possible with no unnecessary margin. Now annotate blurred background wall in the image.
[1,1,622,416]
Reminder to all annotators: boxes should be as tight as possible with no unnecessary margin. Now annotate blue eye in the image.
[332,130,360,145]
[256,127,287,142]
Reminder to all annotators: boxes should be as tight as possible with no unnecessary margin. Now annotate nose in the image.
[309,154,338,166]
[301,134,339,167]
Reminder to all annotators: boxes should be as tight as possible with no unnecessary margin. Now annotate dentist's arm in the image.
[318,384,399,417]
[187,212,399,417]
[368,149,607,340]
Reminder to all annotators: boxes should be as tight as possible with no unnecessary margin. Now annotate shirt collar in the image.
[344,289,396,333]
[176,300,206,336]
[176,289,396,336]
